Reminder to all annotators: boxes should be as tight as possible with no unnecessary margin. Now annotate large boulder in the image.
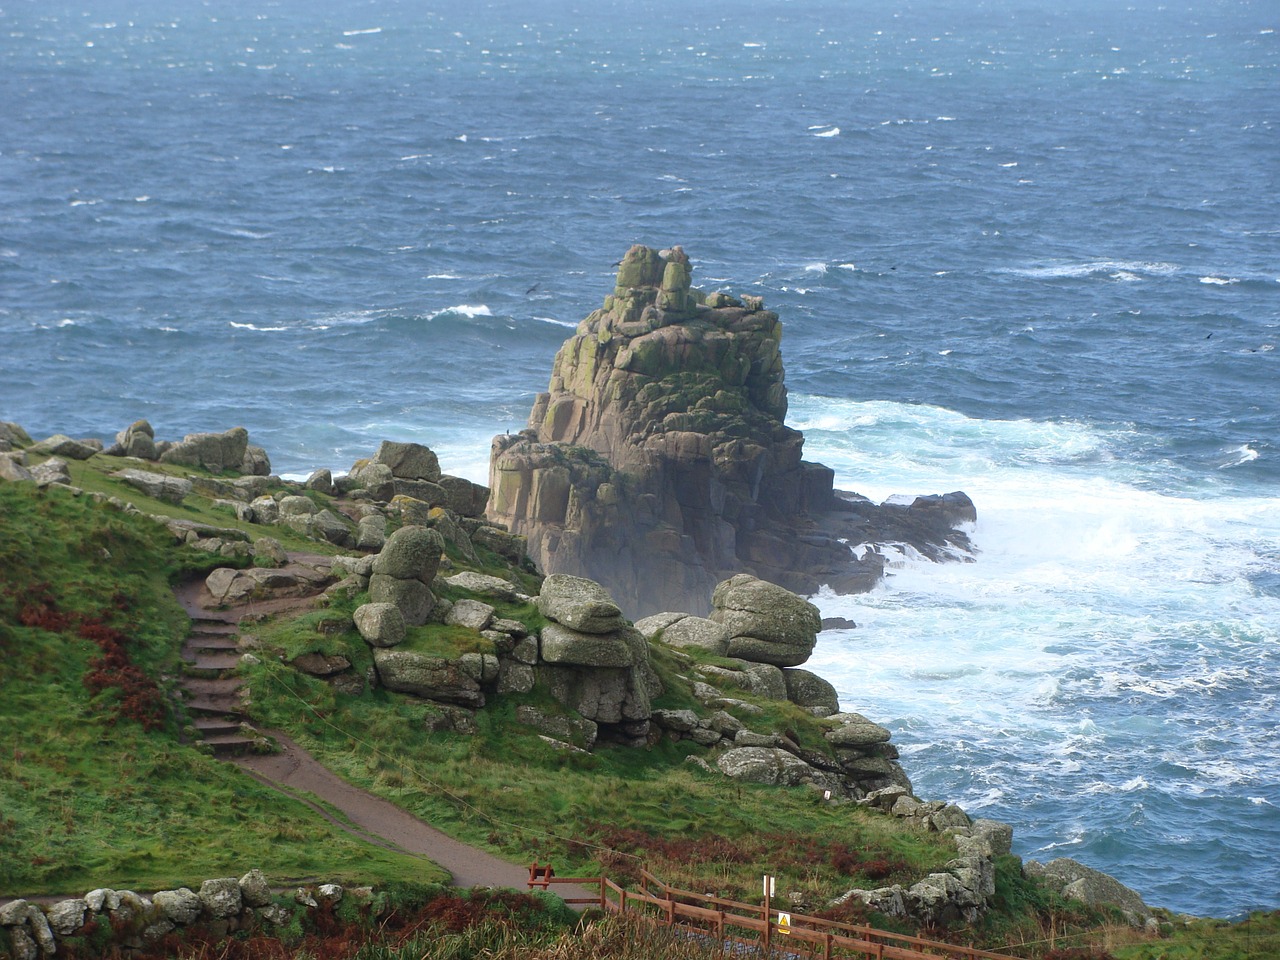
[112,468,193,505]
[536,574,626,634]
[29,434,98,460]
[0,454,34,483]
[784,668,840,715]
[540,623,638,668]
[1023,859,1152,924]
[437,475,490,517]
[368,575,434,626]
[371,526,444,584]
[111,419,157,459]
[159,426,250,473]
[710,574,821,666]
[372,649,485,707]
[717,747,819,787]
[825,712,892,747]
[197,878,242,920]
[0,422,32,449]
[539,660,653,725]
[353,602,407,647]
[640,613,731,655]
[348,461,396,501]
[373,441,441,482]
[153,888,202,925]
[30,457,72,486]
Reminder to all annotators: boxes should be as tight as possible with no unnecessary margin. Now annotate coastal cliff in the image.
[488,244,976,617]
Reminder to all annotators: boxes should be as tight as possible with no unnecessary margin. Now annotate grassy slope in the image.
[0,478,443,895]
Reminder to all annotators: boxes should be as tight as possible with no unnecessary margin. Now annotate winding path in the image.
[173,569,592,902]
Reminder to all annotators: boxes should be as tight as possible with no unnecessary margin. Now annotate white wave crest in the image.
[1219,444,1260,469]
[1003,259,1178,280]
[1200,276,1239,285]
[427,304,493,320]
[229,321,288,332]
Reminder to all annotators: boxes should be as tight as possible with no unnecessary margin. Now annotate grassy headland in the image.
[1,457,1271,958]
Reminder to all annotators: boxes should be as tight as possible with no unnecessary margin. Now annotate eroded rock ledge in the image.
[488,244,975,617]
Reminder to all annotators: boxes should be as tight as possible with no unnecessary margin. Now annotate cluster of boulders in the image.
[0,420,271,479]
[0,870,354,959]
[487,245,976,617]
[1,422,520,571]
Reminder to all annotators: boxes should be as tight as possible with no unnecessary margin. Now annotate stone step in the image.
[193,716,242,736]
[183,652,242,672]
[184,642,240,665]
[201,733,261,756]
[189,618,238,635]
[183,676,242,697]
[185,697,243,718]
[185,632,241,651]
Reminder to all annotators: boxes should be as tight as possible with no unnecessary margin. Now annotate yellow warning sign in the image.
[777,912,792,935]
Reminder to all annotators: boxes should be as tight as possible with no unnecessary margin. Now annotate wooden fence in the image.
[528,863,1016,960]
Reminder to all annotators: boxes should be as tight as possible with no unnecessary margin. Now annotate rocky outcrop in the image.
[534,576,660,743]
[488,244,975,617]
[159,426,251,473]
[1024,858,1154,926]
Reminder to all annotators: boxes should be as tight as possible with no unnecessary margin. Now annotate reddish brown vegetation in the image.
[583,823,907,888]
[17,587,166,731]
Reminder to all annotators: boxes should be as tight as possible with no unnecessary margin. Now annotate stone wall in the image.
[0,871,354,960]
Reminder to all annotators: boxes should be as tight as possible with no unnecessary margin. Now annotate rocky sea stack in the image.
[488,244,977,617]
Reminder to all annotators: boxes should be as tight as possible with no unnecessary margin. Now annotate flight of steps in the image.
[180,616,262,755]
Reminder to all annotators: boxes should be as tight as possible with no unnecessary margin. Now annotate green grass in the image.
[57,453,345,556]
[1107,911,1280,960]
[0,481,443,894]
[240,650,958,912]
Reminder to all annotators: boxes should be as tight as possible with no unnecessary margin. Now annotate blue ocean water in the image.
[2,0,1276,918]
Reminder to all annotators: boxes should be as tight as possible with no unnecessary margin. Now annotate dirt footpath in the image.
[234,730,596,904]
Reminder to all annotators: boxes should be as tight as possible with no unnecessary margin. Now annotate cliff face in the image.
[488,245,974,617]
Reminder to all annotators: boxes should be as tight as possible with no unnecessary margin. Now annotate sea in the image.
[2,0,1276,920]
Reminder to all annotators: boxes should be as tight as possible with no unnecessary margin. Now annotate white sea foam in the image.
[813,126,840,137]
[229,321,288,332]
[1199,276,1239,285]
[1003,259,1178,280]
[427,303,493,320]
[793,394,1280,880]
[426,273,463,280]
[342,27,382,36]
[1219,444,1259,468]
[534,315,577,328]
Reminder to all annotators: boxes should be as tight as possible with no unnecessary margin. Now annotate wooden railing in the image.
[528,863,1016,960]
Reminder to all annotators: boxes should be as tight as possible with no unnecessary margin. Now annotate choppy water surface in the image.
[2,0,1276,917]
